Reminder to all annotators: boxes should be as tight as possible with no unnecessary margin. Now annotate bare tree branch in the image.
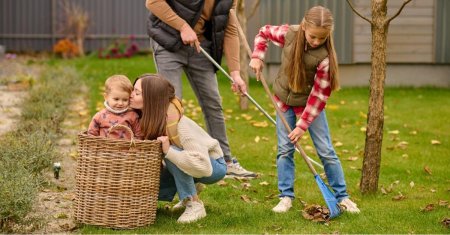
[386,0,412,25]
[346,0,372,24]
[247,0,260,19]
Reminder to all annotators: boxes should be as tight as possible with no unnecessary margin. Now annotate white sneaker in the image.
[172,183,206,211]
[177,200,207,223]
[272,197,292,213]
[226,159,257,178]
[339,198,360,213]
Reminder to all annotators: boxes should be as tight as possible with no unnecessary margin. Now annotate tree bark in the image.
[360,0,388,194]
[237,0,249,110]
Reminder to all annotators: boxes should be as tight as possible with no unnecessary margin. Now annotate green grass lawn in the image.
[51,55,449,233]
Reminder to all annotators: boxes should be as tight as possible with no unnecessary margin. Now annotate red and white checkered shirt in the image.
[252,24,332,131]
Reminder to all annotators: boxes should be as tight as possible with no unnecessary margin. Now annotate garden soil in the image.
[0,57,88,233]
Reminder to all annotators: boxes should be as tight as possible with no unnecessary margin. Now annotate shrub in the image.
[0,159,38,231]
[53,38,79,59]
[97,35,139,59]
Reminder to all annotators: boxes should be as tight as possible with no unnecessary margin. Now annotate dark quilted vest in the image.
[147,0,232,66]
[273,25,328,107]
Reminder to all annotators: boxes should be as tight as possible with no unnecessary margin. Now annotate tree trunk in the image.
[237,0,249,110]
[360,0,388,194]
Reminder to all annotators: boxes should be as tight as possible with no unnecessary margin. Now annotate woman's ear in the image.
[103,93,108,100]
[301,23,306,31]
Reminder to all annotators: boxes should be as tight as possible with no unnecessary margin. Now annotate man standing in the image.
[146,0,256,178]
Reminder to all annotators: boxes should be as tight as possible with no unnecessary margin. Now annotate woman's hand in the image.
[230,71,247,96]
[180,23,200,52]
[249,58,264,81]
[288,127,305,144]
[157,136,170,154]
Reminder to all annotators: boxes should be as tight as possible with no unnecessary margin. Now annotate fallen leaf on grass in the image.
[409,181,415,188]
[254,136,260,143]
[241,182,251,190]
[216,180,228,186]
[441,217,450,228]
[380,186,388,195]
[392,192,406,201]
[240,195,252,203]
[409,130,417,135]
[259,181,269,186]
[431,140,441,145]
[241,114,252,120]
[360,127,366,132]
[396,141,409,150]
[252,121,269,128]
[420,203,435,212]
[334,141,343,147]
[388,130,400,135]
[347,156,358,161]
[438,200,448,207]
[265,193,277,199]
[424,166,432,175]
[431,189,437,193]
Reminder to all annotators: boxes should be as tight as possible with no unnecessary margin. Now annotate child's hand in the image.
[157,136,170,154]
[249,58,264,81]
[288,127,305,144]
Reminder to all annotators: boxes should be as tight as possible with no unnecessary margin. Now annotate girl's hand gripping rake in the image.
[232,11,342,219]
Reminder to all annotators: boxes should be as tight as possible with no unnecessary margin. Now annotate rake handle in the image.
[232,10,318,176]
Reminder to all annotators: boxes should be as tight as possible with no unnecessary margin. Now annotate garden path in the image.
[0,57,88,233]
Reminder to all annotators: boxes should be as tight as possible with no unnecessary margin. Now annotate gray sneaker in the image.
[226,159,257,178]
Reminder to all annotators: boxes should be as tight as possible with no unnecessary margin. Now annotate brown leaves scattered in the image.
[421,200,449,213]
[301,204,331,223]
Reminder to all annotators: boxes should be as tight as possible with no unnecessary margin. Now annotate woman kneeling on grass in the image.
[129,73,227,224]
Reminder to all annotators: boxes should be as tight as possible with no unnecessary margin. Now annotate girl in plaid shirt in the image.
[249,6,360,214]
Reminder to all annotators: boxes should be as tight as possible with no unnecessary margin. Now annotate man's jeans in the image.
[158,154,227,201]
[276,109,349,201]
[150,39,232,161]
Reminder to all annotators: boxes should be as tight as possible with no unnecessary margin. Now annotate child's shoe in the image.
[339,198,360,213]
[272,196,292,213]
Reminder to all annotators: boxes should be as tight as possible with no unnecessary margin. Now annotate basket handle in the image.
[107,124,136,148]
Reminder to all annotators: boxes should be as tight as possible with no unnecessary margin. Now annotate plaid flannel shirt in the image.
[252,24,332,131]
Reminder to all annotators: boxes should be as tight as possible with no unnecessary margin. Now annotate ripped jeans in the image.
[276,109,349,201]
[158,146,227,201]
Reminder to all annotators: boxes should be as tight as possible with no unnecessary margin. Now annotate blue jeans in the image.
[158,152,227,201]
[276,109,349,201]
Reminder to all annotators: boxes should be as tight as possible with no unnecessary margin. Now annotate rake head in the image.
[314,175,342,219]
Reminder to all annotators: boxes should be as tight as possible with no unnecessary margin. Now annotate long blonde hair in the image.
[285,5,339,92]
[134,73,175,140]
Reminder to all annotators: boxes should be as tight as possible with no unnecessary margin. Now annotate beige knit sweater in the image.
[165,116,223,178]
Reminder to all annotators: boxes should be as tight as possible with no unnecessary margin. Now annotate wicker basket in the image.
[75,125,162,229]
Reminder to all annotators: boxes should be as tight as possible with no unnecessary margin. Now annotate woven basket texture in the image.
[75,131,162,229]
